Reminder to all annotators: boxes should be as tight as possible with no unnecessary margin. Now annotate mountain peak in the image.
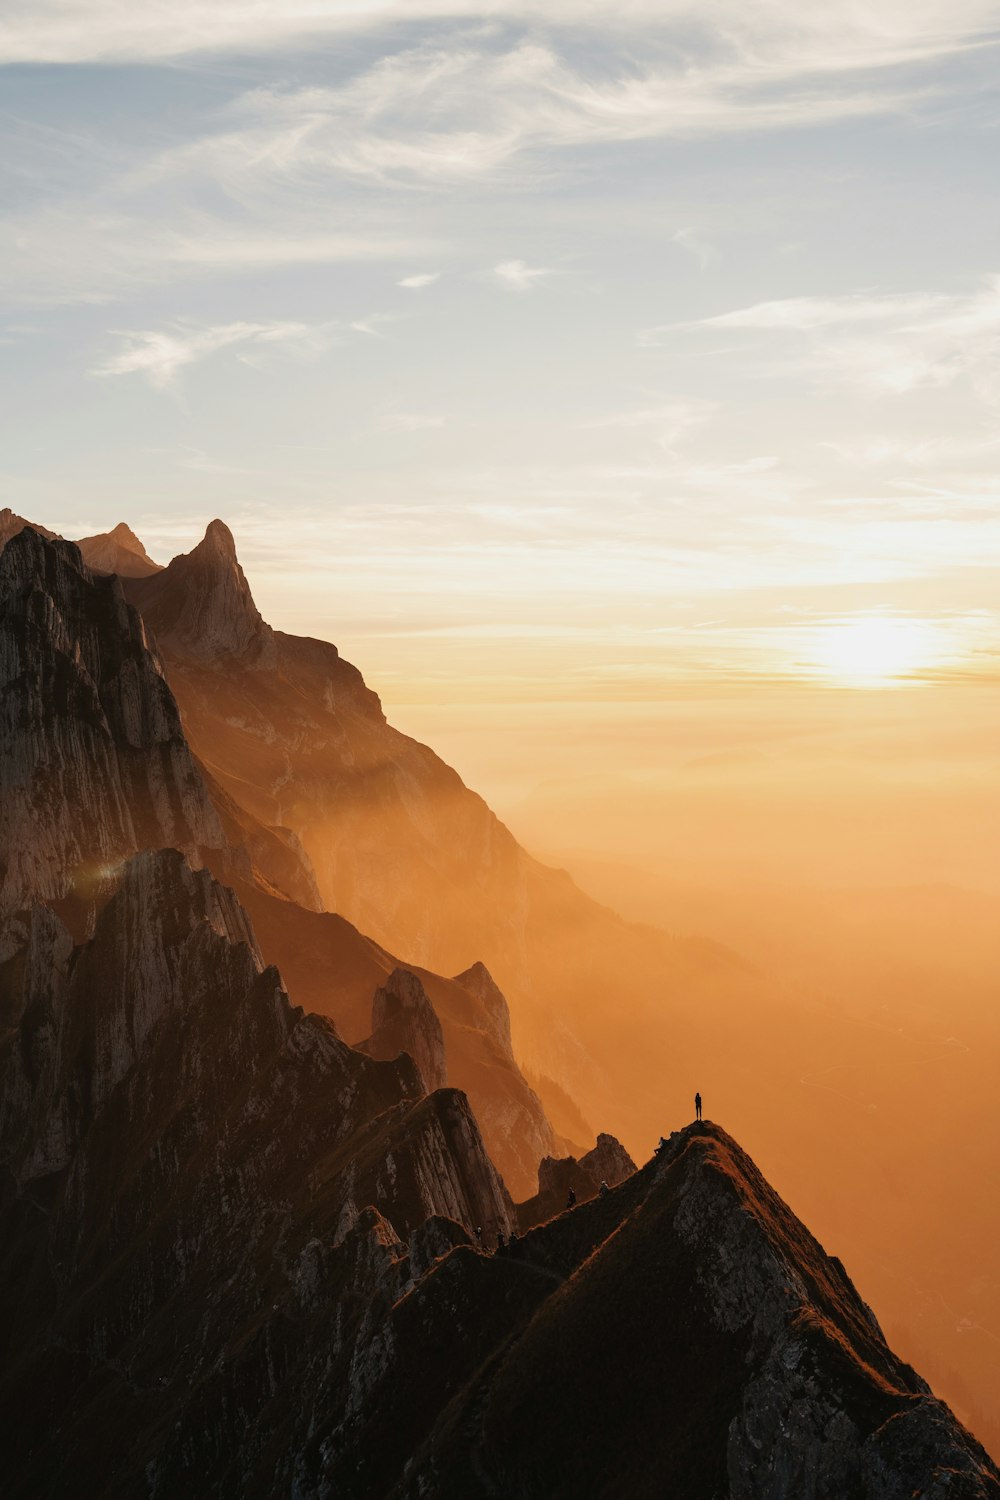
[77,521,161,578]
[0,506,59,551]
[109,520,143,546]
[195,517,238,561]
[124,519,270,665]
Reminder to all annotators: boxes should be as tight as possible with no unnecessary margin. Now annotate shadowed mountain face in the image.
[0,850,515,1498]
[0,525,323,933]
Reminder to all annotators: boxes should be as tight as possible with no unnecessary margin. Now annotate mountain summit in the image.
[127,519,271,662]
[77,520,162,578]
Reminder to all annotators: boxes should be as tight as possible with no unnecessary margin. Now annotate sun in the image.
[808,615,943,687]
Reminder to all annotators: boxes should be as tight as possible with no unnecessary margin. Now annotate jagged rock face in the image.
[76,521,162,579]
[127,518,273,663]
[453,959,514,1057]
[517,1152,603,1230]
[0,528,227,921]
[363,966,448,1092]
[0,849,515,1498]
[408,1214,473,1279]
[0,506,59,549]
[222,874,557,1198]
[581,1130,636,1187]
[0,525,322,924]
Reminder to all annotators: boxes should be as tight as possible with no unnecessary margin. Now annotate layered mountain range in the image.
[1,511,997,1494]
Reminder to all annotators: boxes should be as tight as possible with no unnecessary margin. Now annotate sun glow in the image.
[808,615,947,686]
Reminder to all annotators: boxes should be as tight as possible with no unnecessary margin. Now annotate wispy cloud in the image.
[91,318,335,388]
[643,277,1000,400]
[2,0,997,68]
[137,5,1000,205]
[672,227,720,271]
[0,203,436,309]
[397,272,440,288]
[494,258,551,290]
[5,4,998,309]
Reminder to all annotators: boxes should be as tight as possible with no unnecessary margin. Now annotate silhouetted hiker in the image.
[496,1230,506,1252]
[566,1187,577,1210]
[598,1180,609,1198]
[695,1091,702,1122]
[655,1135,667,1155]
[474,1225,484,1249]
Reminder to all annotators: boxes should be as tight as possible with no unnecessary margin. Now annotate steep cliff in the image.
[0,526,324,926]
[361,966,448,1092]
[0,849,515,1498]
[581,1129,637,1186]
[125,518,274,663]
[0,526,226,922]
[214,870,559,1197]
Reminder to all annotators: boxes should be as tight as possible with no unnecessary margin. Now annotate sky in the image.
[3,0,1000,718]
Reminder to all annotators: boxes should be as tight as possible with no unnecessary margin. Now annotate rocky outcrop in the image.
[76,521,162,578]
[516,1131,636,1230]
[0,527,227,921]
[0,525,323,922]
[453,959,514,1056]
[408,1214,473,1279]
[581,1130,636,1187]
[218,871,557,1197]
[0,505,58,549]
[126,518,274,664]
[362,966,448,1092]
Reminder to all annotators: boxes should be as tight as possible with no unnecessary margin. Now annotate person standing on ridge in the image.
[695,1091,702,1122]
